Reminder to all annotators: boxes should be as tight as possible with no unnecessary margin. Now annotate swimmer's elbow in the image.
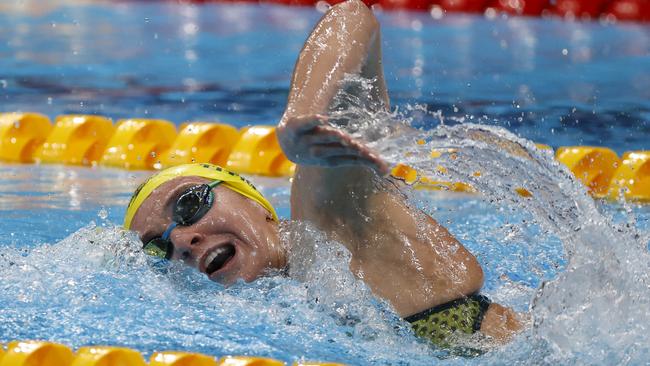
[333,0,371,13]
[330,0,379,30]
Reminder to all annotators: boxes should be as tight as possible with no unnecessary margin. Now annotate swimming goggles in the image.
[143,180,222,259]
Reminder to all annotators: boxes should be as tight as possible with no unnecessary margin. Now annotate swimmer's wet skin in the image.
[125,0,523,351]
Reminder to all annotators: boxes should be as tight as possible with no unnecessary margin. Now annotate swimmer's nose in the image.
[169,229,204,263]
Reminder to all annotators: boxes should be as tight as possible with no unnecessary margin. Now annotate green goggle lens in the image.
[143,237,173,259]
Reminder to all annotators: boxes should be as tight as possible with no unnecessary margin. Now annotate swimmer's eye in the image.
[172,182,220,225]
[143,237,173,260]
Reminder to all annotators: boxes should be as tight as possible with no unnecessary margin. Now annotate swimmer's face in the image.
[130,176,285,285]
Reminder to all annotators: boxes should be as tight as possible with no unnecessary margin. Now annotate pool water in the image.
[1,1,650,365]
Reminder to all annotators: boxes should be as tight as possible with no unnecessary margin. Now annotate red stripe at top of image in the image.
[487,0,550,16]
[553,0,611,18]
[436,0,491,12]
[378,0,431,10]
[327,0,380,5]
[604,0,650,21]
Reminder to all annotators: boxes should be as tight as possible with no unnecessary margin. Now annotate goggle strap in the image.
[161,221,178,240]
[207,180,222,189]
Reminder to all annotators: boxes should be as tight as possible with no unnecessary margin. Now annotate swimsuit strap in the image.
[470,294,492,332]
[404,293,491,324]
[405,294,493,351]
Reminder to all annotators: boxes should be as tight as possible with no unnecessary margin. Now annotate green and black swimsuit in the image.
[406,294,492,347]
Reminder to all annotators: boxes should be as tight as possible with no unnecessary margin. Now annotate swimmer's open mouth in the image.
[205,244,236,275]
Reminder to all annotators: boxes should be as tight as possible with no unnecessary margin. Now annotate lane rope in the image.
[0,112,648,201]
[0,340,340,366]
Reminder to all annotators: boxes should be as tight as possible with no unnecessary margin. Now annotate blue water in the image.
[1,1,649,365]
[1,1,649,153]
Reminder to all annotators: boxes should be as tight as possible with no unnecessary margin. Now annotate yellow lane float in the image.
[150,351,218,366]
[391,163,418,184]
[226,126,295,177]
[0,340,73,366]
[161,122,239,168]
[390,163,476,193]
[0,113,52,163]
[0,340,346,366]
[70,346,145,366]
[608,151,650,202]
[34,115,115,166]
[556,146,621,197]
[101,118,177,170]
[218,356,284,366]
[0,111,647,203]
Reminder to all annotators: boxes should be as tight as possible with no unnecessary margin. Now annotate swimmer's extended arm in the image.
[278,0,388,173]
[283,0,388,117]
[279,0,485,318]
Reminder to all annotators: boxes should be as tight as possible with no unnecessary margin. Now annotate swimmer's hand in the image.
[277,114,388,174]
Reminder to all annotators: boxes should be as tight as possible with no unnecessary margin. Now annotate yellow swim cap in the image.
[124,163,278,229]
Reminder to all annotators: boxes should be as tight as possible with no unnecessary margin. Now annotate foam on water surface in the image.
[0,220,441,364]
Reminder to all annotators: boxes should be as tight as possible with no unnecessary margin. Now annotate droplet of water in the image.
[430,6,444,20]
[98,208,108,220]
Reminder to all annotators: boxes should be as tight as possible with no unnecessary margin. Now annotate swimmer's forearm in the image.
[361,30,389,110]
[283,0,383,118]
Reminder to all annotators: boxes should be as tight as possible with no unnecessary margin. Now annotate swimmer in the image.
[124,0,523,348]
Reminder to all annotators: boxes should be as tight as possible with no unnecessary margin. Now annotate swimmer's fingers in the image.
[308,139,388,174]
[309,143,369,158]
[323,155,386,169]
[308,126,388,174]
[279,114,329,137]
[294,114,329,134]
[278,114,388,174]
[277,114,330,161]
[303,124,361,145]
